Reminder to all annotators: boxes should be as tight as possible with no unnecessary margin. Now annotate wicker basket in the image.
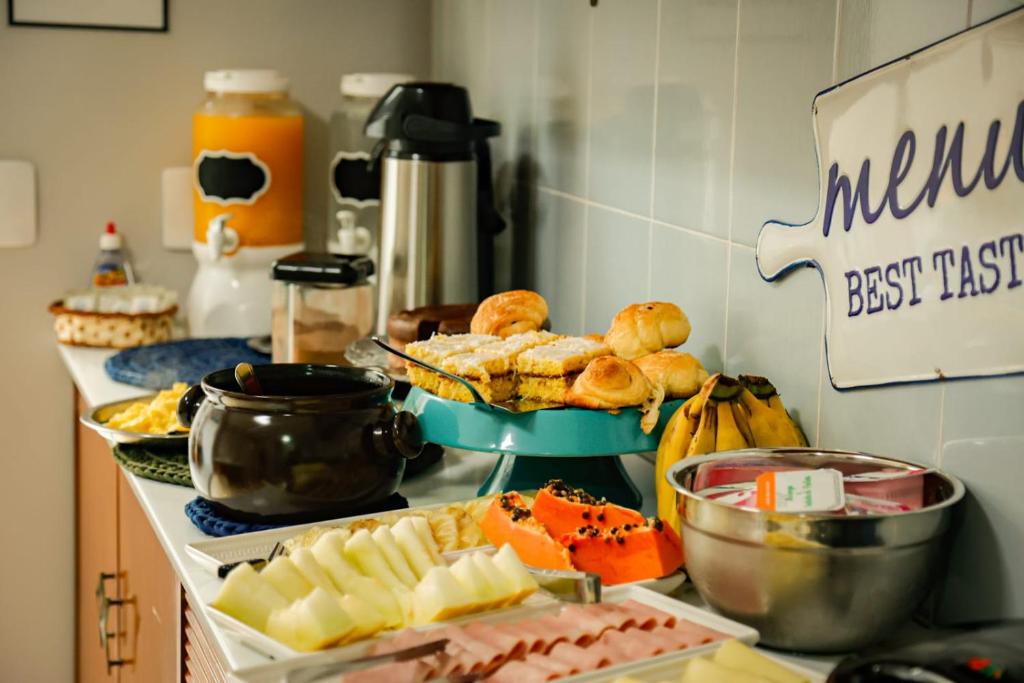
[49,301,177,349]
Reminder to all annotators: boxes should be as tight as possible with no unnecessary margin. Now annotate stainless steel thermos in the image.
[365,83,504,333]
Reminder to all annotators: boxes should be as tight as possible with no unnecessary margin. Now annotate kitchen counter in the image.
[59,344,839,680]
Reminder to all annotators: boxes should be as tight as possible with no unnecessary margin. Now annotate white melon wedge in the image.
[344,528,406,591]
[293,587,357,651]
[290,548,342,597]
[683,657,773,683]
[372,526,419,588]
[265,603,302,651]
[713,640,810,683]
[412,566,477,624]
[311,530,364,590]
[211,562,288,632]
[410,516,444,565]
[260,556,313,602]
[339,593,387,642]
[471,552,517,607]
[449,553,502,610]
[491,545,539,604]
[391,517,436,579]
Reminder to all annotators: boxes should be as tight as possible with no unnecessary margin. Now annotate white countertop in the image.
[59,344,838,679]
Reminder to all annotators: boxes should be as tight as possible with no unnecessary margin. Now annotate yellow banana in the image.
[731,400,755,446]
[655,403,698,533]
[738,388,801,448]
[686,373,720,419]
[715,400,749,451]
[767,394,809,446]
[686,398,718,456]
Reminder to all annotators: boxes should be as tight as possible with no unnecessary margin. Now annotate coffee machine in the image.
[364,83,504,333]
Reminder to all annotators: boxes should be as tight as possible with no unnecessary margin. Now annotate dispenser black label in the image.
[194,150,271,206]
[330,151,380,207]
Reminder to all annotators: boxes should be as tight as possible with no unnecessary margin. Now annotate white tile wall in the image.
[432,0,1024,622]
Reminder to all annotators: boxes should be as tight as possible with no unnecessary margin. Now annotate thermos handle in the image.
[177,384,205,428]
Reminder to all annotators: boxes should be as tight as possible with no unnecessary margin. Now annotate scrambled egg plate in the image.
[106,383,189,434]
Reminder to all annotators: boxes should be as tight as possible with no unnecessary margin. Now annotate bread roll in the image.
[564,356,653,409]
[605,302,691,360]
[470,290,548,338]
[633,351,709,399]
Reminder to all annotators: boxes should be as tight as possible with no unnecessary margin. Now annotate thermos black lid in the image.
[364,82,500,161]
[272,252,374,285]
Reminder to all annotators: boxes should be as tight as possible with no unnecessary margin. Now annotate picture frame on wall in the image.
[8,0,168,32]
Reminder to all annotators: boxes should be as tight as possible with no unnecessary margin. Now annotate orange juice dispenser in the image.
[189,69,304,337]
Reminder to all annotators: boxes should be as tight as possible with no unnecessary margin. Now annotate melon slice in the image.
[490,545,539,603]
[265,587,356,651]
[391,516,439,579]
[531,480,645,537]
[558,518,683,585]
[412,566,476,624]
[339,593,388,641]
[260,556,313,602]
[449,553,502,610]
[290,548,342,597]
[480,492,573,571]
[344,528,405,591]
[371,526,419,588]
[211,562,288,632]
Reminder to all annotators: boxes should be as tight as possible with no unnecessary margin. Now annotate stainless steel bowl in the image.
[667,449,964,653]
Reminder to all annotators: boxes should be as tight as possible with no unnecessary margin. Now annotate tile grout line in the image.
[646,0,664,299]
[722,0,743,370]
[813,0,843,444]
[580,4,597,332]
[965,0,974,28]
[537,185,733,247]
[530,0,540,145]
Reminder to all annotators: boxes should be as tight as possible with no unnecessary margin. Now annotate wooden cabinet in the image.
[75,392,230,683]
[75,393,121,683]
[117,474,181,683]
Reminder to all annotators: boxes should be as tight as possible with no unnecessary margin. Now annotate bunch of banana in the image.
[655,373,807,533]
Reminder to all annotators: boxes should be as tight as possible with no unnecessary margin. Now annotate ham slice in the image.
[464,621,529,662]
[588,602,639,631]
[617,600,677,629]
[666,620,728,648]
[339,658,434,683]
[494,621,548,653]
[547,641,613,670]
[525,652,577,678]
[486,659,561,683]
[436,626,507,674]
[557,604,614,643]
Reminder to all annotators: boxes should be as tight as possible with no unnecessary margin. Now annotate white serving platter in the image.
[186,500,688,594]
[221,584,759,683]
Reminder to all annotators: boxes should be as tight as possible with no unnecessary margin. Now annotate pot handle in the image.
[177,384,205,428]
[372,411,423,460]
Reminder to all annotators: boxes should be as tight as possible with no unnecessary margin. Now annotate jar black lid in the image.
[271,252,374,285]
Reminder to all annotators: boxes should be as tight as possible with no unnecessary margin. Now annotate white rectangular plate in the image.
[221,585,759,683]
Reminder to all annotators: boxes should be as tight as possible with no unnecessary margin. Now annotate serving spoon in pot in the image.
[371,337,516,413]
[234,362,263,395]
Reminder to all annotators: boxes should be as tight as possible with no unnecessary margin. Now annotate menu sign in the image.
[756,8,1024,389]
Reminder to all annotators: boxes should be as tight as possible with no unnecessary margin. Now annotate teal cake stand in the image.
[402,387,681,509]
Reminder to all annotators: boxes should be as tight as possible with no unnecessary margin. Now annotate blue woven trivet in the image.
[106,338,270,390]
[184,494,411,537]
[185,498,283,537]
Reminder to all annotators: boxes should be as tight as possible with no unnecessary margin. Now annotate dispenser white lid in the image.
[340,73,413,99]
[205,69,289,94]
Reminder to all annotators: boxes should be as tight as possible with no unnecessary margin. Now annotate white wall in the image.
[0,2,428,679]
[433,0,1024,624]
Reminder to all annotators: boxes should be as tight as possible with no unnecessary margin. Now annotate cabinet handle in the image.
[95,572,127,673]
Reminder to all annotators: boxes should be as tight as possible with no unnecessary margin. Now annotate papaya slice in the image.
[559,518,683,585]
[480,492,573,571]
[531,479,645,537]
